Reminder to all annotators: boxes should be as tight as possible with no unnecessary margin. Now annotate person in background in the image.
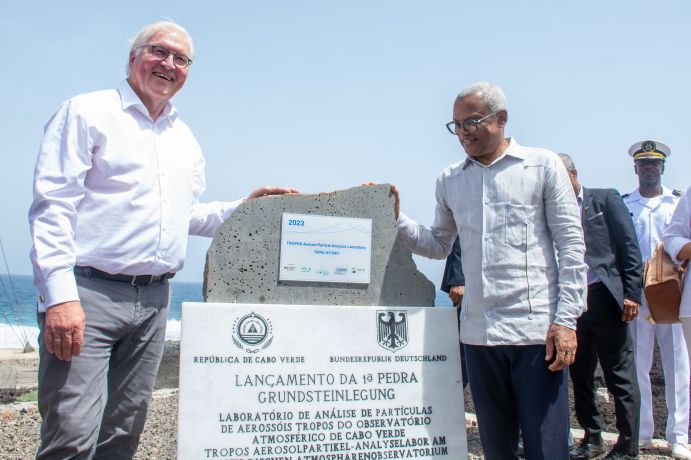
[28,20,297,459]
[440,237,468,388]
[623,140,690,459]
[558,154,642,460]
[392,81,587,459]
[663,185,691,365]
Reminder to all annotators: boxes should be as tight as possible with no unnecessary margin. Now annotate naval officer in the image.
[623,140,691,459]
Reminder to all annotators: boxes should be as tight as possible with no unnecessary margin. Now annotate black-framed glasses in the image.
[140,44,192,68]
[446,111,499,135]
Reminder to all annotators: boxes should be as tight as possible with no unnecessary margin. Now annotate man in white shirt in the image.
[29,20,296,459]
[623,140,691,459]
[663,185,691,364]
[392,81,587,459]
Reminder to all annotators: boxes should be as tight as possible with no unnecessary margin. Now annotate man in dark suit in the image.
[441,237,468,388]
[558,154,643,460]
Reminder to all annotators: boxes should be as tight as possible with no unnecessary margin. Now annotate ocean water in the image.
[0,274,452,349]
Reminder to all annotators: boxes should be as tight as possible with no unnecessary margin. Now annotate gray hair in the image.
[557,153,576,172]
[457,82,508,113]
[126,20,194,76]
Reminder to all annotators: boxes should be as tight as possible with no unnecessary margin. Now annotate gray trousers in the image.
[36,273,170,460]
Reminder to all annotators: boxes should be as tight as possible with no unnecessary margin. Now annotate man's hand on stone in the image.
[449,286,464,312]
[362,183,400,219]
[621,299,640,322]
[44,300,85,361]
[389,185,400,219]
[247,186,299,200]
[544,323,577,371]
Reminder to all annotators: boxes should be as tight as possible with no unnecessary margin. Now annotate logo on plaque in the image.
[232,312,273,353]
[377,310,408,352]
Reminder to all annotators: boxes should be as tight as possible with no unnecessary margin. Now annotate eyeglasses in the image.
[140,45,192,68]
[446,111,499,135]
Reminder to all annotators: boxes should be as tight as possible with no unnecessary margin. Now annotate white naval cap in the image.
[628,139,671,161]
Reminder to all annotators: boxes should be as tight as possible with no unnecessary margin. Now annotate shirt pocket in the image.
[504,204,538,248]
[505,204,527,247]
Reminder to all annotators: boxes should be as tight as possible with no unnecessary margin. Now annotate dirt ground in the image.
[1,342,684,458]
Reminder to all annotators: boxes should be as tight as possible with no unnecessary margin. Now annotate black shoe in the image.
[570,434,606,460]
[603,450,638,459]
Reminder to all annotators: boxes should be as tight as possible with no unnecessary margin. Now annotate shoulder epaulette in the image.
[673,189,682,196]
[621,193,630,199]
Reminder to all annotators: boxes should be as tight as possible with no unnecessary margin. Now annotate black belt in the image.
[75,266,175,285]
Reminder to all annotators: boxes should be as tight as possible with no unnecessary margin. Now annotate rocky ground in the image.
[0,343,683,459]
[0,391,674,459]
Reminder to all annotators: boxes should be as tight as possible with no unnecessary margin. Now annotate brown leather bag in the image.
[643,242,687,324]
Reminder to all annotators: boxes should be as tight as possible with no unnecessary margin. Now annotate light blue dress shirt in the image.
[397,138,587,346]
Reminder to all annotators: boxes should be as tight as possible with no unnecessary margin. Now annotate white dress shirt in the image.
[624,186,680,261]
[397,138,587,346]
[663,185,691,317]
[29,81,242,312]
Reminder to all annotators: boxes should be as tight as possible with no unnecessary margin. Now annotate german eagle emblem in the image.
[377,310,408,352]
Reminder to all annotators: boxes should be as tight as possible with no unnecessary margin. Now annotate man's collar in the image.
[629,185,675,202]
[462,137,518,169]
[503,137,526,160]
[661,185,675,198]
[117,80,177,122]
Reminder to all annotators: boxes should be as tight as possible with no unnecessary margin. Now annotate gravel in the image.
[0,389,675,459]
[0,343,681,458]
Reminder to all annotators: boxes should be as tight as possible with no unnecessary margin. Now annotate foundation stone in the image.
[203,184,435,306]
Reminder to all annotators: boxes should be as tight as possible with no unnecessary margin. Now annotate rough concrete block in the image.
[204,184,435,307]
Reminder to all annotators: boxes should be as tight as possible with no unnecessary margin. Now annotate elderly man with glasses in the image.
[29,20,296,459]
[390,81,587,459]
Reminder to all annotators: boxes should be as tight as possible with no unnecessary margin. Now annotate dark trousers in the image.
[466,344,569,460]
[457,309,468,388]
[460,344,468,388]
[569,282,640,455]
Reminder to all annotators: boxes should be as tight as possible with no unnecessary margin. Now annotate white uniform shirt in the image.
[663,185,691,317]
[624,186,680,260]
[397,138,587,346]
[29,81,242,312]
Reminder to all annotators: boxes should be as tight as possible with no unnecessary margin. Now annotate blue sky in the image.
[2,1,690,286]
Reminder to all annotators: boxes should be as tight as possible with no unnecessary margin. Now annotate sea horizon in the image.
[0,274,452,349]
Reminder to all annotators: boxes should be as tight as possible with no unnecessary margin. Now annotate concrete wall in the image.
[204,184,435,307]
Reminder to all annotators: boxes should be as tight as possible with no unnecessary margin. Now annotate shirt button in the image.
[484,199,490,205]
[484,234,490,240]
